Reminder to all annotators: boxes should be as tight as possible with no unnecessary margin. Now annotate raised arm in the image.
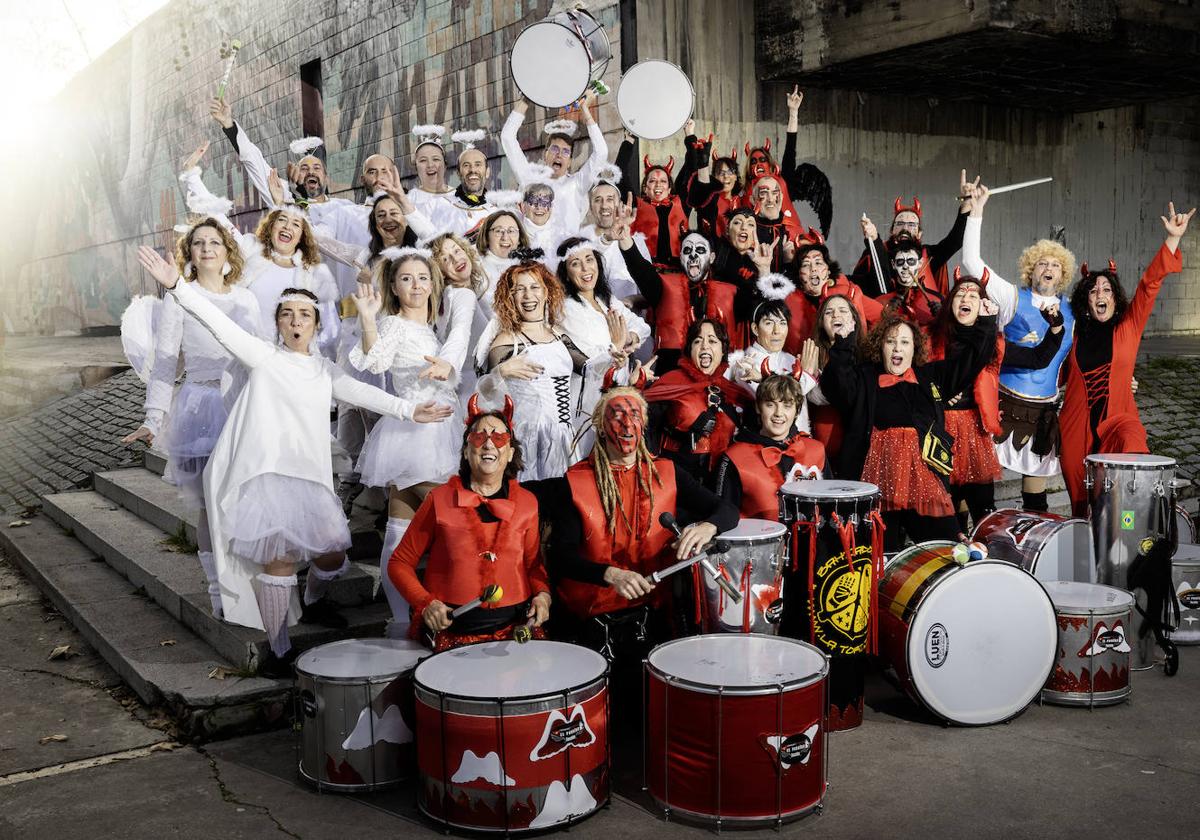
[574,90,609,183]
[1125,202,1194,333]
[329,363,418,419]
[500,99,535,185]
[962,182,1017,326]
[209,97,292,208]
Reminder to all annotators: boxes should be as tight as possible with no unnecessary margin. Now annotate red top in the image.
[652,272,742,352]
[783,275,883,355]
[726,437,826,521]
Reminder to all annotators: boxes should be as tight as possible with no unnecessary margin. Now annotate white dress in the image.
[560,294,647,423]
[478,252,516,321]
[169,281,420,630]
[350,315,459,489]
[726,343,817,433]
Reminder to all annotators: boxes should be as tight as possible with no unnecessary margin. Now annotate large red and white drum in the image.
[877,542,1057,725]
[413,641,609,833]
[645,635,829,827]
[972,508,1095,583]
[1041,581,1134,707]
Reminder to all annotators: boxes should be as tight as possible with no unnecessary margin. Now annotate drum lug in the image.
[1083,475,1093,489]
[1153,480,1166,497]
[1103,476,1113,492]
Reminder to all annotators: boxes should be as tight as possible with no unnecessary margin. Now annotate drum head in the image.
[1085,453,1175,468]
[782,479,879,501]
[511,22,591,108]
[1029,519,1094,583]
[414,640,606,700]
[295,638,426,680]
[1174,542,1200,568]
[721,518,787,541]
[616,60,694,140]
[906,561,1056,725]
[647,635,827,693]
[1042,581,1133,613]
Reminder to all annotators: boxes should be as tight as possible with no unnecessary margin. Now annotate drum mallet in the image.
[451,584,504,619]
[656,513,742,603]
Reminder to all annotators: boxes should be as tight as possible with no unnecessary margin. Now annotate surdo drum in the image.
[645,635,829,827]
[616,60,695,140]
[699,518,787,635]
[877,542,1057,725]
[972,508,1096,583]
[295,639,426,791]
[1170,542,1200,645]
[1041,582,1134,707]
[510,9,612,108]
[413,640,609,832]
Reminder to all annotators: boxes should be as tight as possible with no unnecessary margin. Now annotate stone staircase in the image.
[1,451,389,740]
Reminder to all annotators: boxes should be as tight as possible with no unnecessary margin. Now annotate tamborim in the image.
[510,9,612,108]
[616,60,694,140]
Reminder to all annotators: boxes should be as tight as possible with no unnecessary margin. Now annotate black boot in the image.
[258,647,298,679]
[1021,490,1048,512]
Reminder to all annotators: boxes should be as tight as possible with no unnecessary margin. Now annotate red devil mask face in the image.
[603,395,645,456]
[749,150,771,178]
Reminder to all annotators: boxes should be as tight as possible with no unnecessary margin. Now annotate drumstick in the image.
[656,513,741,602]
[450,584,503,619]
[985,176,1052,196]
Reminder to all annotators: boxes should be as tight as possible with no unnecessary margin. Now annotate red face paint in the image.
[750,151,770,177]
[467,429,511,449]
[603,396,645,456]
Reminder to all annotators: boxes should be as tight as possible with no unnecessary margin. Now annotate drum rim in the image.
[645,634,829,696]
[1085,453,1176,468]
[509,21,596,109]
[412,640,610,704]
[294,638,428,682]
[645,792,824,826]
[780,479,880,503]
[616,59,695,140]
[720,517,788,541]
[1042,581,1135,614]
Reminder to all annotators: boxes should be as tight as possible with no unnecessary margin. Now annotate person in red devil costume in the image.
[644,318,754,483]
[686,134,743,240]
[775,239,884,355]
[851,170,978,298]
[876,240,945,331]
[714,374,826,520]
[388,397,551,652]
[1059,203,1194,517]
[614,132,690,268]
[808,294,864,473]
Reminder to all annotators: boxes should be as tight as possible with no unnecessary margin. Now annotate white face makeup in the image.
[891,249,922,288]
[680,234,713,282]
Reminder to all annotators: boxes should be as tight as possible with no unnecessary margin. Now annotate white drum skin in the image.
[616,60,694,140]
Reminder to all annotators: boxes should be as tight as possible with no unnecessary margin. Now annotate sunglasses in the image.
[468,430,511,449]
[893,256,921,268]
[525,195,553,208]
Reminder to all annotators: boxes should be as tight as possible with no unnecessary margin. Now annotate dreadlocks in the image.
[589,387,661,538]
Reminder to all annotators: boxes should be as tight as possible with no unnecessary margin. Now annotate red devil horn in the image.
[763,137,771,153]
[730,147,738,162]
[760,357,773,380]
[642,154,652,174]
[894,197,904,215]
[913,197,922,218]
[502,395,515,427]
[602,365,618,392]
[1080,262,1090,278]
[1107,257,1117,274]
[705,132,713,144]
[954,265,962,282]
[466,393,482,425]
[665,156,675,177]
[980,267,991,287]
[744,141,752,158]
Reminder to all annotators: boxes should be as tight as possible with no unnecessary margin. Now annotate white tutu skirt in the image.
[517,418,574,482]
[225,475,351,566]
[356,413,458,489]
[161,381,228,507]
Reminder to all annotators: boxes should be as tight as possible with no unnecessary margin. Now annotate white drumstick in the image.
[987,177,1053,196]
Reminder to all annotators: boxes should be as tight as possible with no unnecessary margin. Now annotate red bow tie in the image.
[455,486,514,521]
[759,436,813,468]
[878,368,918,388]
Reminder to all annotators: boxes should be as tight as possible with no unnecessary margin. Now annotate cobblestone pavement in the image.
[1136,355,1200,491]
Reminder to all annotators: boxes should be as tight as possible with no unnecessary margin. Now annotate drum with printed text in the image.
[1041,581,1134,707]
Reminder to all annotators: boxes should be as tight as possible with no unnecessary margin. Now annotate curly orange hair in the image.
[254,208,321,269]
[492,261,564,333]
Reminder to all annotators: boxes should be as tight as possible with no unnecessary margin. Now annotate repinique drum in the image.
[414,641,609,833]
[295,638,426,791]
[1085,453,1178,588]
[1170,542,1200,645]
[1041,581,1134,707]
[510,9,611,108]
[877,542,1057,725]
[700,519,787,635]
[972,508,1095,583]
[616,60,695,140]
[645,635,828,827]
[779,479,882,730]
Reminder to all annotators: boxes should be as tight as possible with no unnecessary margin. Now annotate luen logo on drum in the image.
[924,623,950,668]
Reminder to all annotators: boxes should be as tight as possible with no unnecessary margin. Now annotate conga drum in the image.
[414,640,609,832]
[1170,543,1200,645]
[699,519,788,635]
[1041,581,1134,707]
[778,479,883,730]
[972,508,1095,582]
[645,635,829,827]
[877,542,1057,725]
[510,9,611,108]
[295,638,426,791]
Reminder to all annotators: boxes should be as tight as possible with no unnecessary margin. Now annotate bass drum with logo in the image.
[295,638,426,791]
[699,518,787,635]
[413,640,609,833]
[972,508,1095,583]
[877,542,1057,726]
[645,635,829,826]
[1041,581,1134,707]
[1170,542,1200,645]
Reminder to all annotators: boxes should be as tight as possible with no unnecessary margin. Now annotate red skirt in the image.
[861,427,954,517]
[944,408,1002,486]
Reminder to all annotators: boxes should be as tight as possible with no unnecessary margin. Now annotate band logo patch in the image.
[810,533,873,656]
[762,723,819,770]
[530,704,596,761]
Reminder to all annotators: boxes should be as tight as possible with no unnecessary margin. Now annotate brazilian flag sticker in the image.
[1121,511,1136,530]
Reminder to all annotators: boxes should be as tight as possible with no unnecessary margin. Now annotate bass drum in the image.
[616,60,694,140]
[510,9,611,108]
[972,509,1095,583]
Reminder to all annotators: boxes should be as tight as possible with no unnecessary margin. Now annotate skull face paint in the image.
[603,395,645,456]
[680,233,714,282]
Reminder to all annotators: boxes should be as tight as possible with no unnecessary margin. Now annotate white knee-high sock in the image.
[256,573,297,658]
[305,558,348,605]
[197,551,223,618]
[381,517,410,638]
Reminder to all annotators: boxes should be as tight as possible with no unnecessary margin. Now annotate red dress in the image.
[1059,243,1181,516]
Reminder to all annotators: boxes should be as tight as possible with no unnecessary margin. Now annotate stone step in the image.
[91,468,374,606]
[0,515,289,740]
[41,490,390,667]
[142,447,168,477]
[992,490,1074,518]
[994,469,1066,501]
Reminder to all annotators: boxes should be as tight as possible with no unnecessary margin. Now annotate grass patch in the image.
[161,523,198,555]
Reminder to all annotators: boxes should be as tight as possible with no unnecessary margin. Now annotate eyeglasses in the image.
[893,221,920,231]
[893,256,921,268]
[524,195,553,208]
[468,430,511,449]
[546,145,572,158]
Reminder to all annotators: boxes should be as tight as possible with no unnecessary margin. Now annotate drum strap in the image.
[739,563,753,633]
[869,510,887,654]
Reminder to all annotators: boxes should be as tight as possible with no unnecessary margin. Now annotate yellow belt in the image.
[338,295,358,319]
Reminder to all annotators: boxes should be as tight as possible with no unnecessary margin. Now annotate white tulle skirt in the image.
[224,475,351,566]
[161,381,229,507]
[355,413,458,490]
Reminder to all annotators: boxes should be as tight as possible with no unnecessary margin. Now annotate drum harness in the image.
[1126,488,1182,676]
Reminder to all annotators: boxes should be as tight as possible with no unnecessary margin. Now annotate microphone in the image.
[657,513,741,603]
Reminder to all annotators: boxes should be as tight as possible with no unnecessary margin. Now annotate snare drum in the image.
[1041,582,1134,707]
[414,640,609,832]
[616,60,695,140]
[295,638,426,791]
[877,542,1057,725]
[972,508,1095,582]
[646,635,829,827]
[700,519,787,635]
[510,9,612,108]
[779,479,882,730]
[1170,543,1200,645]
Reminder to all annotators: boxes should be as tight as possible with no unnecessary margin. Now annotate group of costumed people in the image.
[122,85,1195,677]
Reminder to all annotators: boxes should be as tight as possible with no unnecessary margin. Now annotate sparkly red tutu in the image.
[944,408,1002,486]
[861,427,954,517]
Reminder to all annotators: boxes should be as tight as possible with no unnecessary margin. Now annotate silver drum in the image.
[1170,543,1200,645]
[295,638,426,792]
[702,519,788,635]
[1041,582,1134,708]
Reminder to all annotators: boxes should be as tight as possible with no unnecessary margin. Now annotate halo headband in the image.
[380,246,434,262]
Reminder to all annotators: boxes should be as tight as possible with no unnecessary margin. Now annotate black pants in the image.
[950,481,995,534]
[882,510,959,552]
